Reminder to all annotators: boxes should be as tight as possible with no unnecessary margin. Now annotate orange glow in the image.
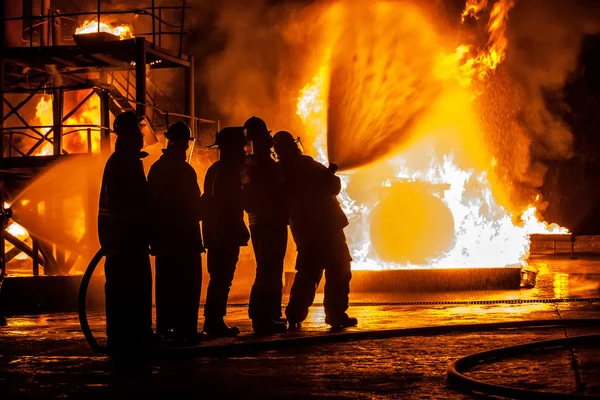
[6,222,29,260]
[75,20,133,40]
[295,1,567,271]
[34,93,101,156]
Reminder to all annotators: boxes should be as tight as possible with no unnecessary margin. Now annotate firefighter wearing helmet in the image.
[148,121,204,344]
[98,111,153,353]
[273,131,357,329]
[201,126,250,337]
[242,117,288,334]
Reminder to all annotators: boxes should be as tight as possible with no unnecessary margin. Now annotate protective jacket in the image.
[242,155,288,226]
[98,146,149,253]
[278,155,348,249]
[148,148,203,255]
[202,161,250,248]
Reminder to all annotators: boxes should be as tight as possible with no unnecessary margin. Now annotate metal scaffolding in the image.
[0,1,216,277]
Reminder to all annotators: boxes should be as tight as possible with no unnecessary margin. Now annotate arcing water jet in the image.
[326,2,444,171]
[9,144,164,272]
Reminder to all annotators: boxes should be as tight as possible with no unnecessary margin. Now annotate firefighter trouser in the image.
[248,222,288,321]
[204,247,239,319]
[285,241,352,324]
[104,253,152,349]
[155,253,202,338]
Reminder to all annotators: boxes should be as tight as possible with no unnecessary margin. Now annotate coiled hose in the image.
[448,333,600,399]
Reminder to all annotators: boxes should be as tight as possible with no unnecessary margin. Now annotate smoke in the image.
[191,0,328,137]
[483,0,600,205]
[191,0,600,206]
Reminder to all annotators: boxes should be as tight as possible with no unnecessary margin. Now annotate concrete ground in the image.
[1,255,599,399]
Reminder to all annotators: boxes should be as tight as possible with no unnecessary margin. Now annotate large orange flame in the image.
[295,1,567,271]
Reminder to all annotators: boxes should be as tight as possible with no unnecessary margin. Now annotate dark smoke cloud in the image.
[188,0,335,145]
[479,0,600,209]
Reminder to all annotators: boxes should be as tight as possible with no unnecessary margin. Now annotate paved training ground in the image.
[1,255,599,399]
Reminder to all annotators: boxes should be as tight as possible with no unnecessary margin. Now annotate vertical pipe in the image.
[178,0,185,57]
[0,182,5,276]
[0,15,5,164]
[158,7,162,47]
[87,128,92,154]
[151,0,155,46]
[41,0,49,46]
[97,0,101,33]
[0,0,4,272]
[135,38,146,120]
[29,0,33,47]
[185,55,195,139]
[52,87,63,155]
[100,89,110,154]
[51,12,62,46]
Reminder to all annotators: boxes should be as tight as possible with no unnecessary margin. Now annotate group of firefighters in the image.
[98,112,357,352]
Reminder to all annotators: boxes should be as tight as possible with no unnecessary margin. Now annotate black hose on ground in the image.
[78,248,108,354]
[447,333,600,399]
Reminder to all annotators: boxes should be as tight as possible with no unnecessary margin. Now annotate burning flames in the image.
[75,20,133,40]
[454,0,515,85]
[295,0,567,271]
[34,92,102,156]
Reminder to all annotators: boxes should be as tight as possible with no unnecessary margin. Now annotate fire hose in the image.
[78,248,108,354]
[78,251,600,397]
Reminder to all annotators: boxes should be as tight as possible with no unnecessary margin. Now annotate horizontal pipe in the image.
[3,6,191,22]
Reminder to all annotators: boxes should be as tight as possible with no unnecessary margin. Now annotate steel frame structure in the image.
[0,1,215,277]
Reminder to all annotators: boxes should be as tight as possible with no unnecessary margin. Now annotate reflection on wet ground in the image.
[1,256,599,398]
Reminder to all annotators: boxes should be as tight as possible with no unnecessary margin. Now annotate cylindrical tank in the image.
[370,182,455,265]
[4,0,23,47]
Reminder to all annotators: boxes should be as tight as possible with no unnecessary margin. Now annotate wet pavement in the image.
[1,255,600,399]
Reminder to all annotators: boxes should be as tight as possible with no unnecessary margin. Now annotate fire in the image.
[35,97,54,155]
[4,215,30,261]
[461,0,488,22]
[455,0,515,84]
[295,1,567,271]
[34,93,101,155]
[75,20,133,40]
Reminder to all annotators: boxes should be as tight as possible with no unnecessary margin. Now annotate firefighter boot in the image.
[325,314,358,329]
[203,318,240,337]
[252,318,287,334]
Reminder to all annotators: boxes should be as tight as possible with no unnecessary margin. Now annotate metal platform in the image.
[3,38,189,71]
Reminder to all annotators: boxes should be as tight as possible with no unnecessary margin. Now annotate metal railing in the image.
[4,1,191,57]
